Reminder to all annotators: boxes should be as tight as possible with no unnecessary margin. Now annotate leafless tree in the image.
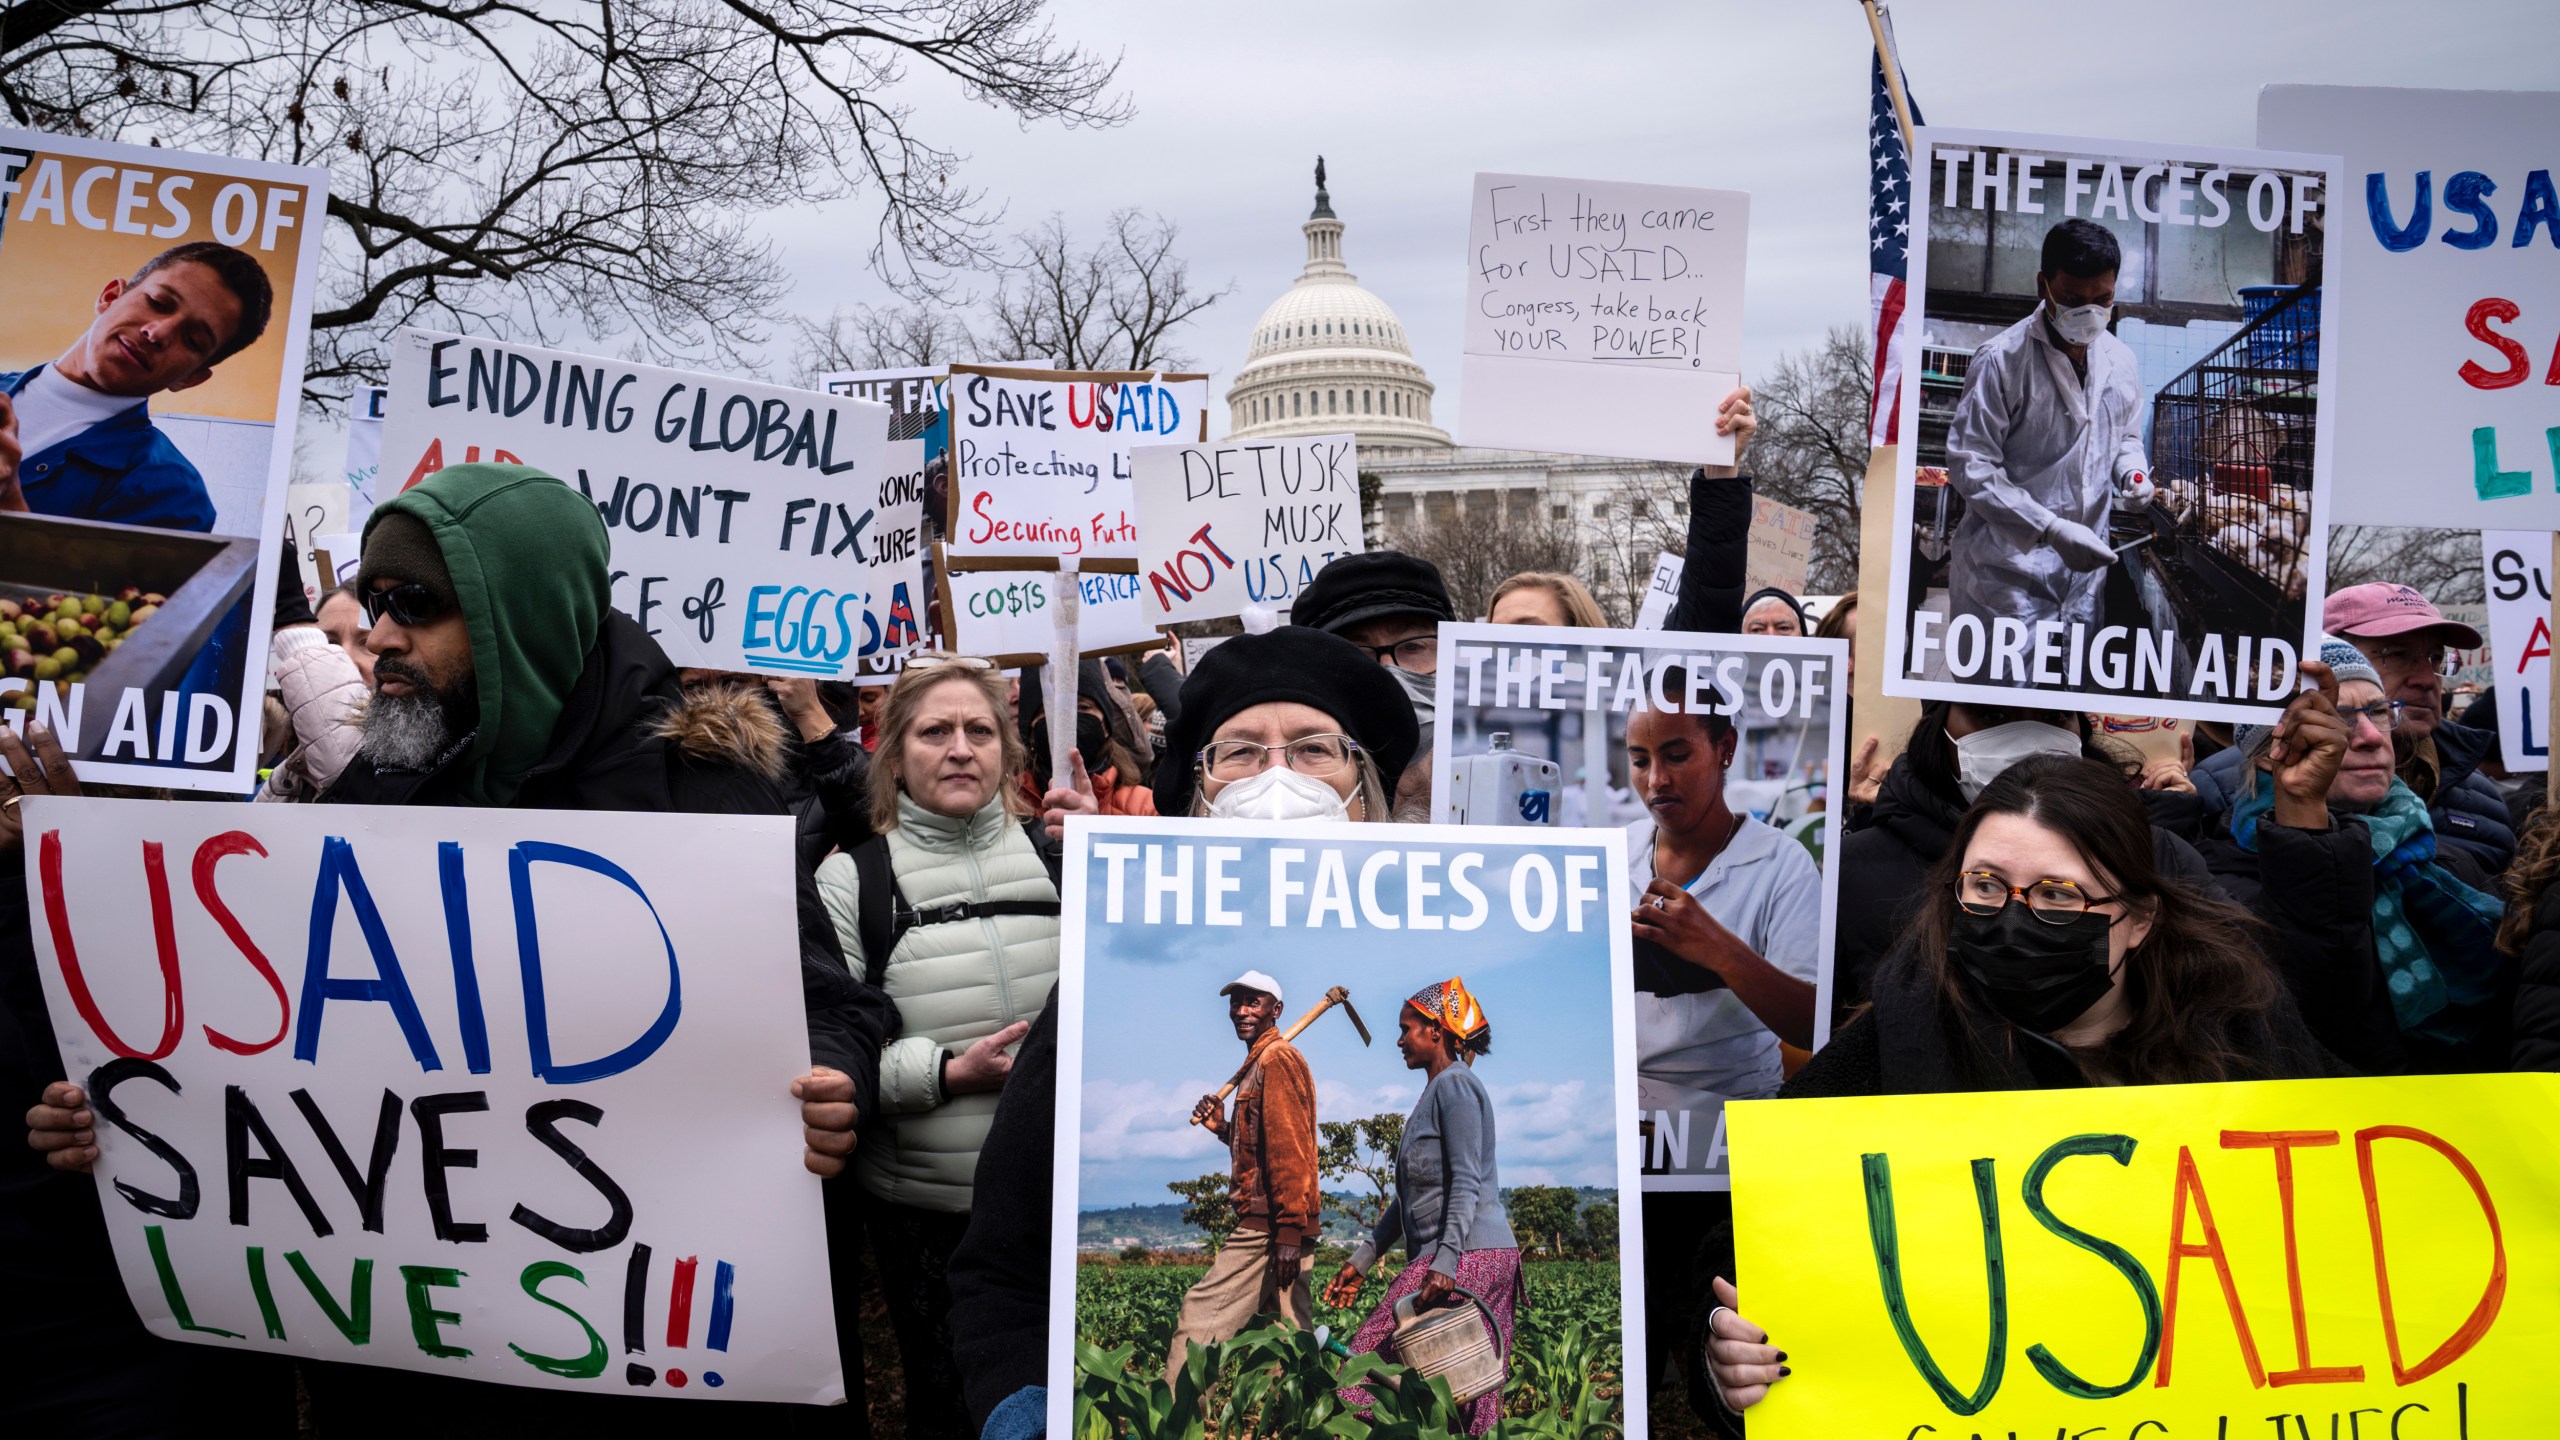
[2325,525,2484,605]
[1581,469,1692,623]
[971,209,1230,371]
[791,300,968,383]
[2,0,1130,404]
[1385,494,1585,623]
[1750,324,1874,595]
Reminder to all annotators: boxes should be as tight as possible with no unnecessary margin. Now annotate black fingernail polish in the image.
[1778,1366,1792,1377]
[1775,1351,1788,1362]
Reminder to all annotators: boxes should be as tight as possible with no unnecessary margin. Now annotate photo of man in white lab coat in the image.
[1942,217,2151,638]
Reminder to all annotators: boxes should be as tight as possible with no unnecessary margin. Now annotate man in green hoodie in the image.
[322,462,889,1433]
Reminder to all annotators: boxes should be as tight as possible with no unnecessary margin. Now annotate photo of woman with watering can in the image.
[1324,977,1522,1435]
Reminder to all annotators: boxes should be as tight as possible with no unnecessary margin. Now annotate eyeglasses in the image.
[904,651,993,673]
[1349,635,1438,671]
[2337,699,2405,734]
[1957,871,2122,925]
[1200,733,1361,781]
[361,583,454,628]
[2356,642,2460,679]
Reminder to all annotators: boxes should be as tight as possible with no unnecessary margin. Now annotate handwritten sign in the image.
[384,330,925,680]
[944,364,1209,572]
[1748,495,1815,598]
[27,797,843,1402]
[1731,1074,2560,1436]
[1129,434,1361,626]
[938,557,1163,667]
[1459,173,1748,465]
[2261,88,2560,527]
[1634,552,1683,630]
[2482,530,2550,772]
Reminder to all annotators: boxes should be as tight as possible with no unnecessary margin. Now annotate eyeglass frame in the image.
[1346,634,1438,670]
[2335,697,2406,734]
[360,582,453,628]
[2353,639,2462,679]
[1955,871,2126,926]
[1196,733,1364,780]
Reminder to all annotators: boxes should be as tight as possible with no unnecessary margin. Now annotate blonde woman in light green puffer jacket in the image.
[813,655,1067,1440]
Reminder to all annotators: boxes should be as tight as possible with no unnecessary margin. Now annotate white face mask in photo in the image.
[2045,298,2111,347]
[1950,720,2083,802]
[1206,764,1352,822]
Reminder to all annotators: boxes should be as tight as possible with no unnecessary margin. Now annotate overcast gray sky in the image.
[755,0,2557,436]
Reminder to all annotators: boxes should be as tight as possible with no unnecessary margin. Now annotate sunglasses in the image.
[361,582,455,628]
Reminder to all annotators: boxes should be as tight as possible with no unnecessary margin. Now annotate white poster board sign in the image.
[943,364,1209,571]
[26,798,842,1403]
[283,483,349,607]
[2483,530,2551,772]
[1633,552,1683,630]
[1459,173,1747,465]
[1130,433,1361,626]
[346,384,389,527]
[384,330,926,679]
[2260,87,2560,528]
[1430,623,1844,1190]
[1047,816,1646,1435]
[939,558,1163,667]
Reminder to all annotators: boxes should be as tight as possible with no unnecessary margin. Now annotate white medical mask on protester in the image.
[2046,299,2111,347]
[1390,663,1437,733]
[1950,720,2082,803]
[1207,763,1352,822]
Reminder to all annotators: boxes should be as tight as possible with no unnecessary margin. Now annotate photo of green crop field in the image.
[1072,1257,1626,1438]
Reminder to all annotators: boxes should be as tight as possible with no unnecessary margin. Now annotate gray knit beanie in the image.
[2237,635,2382,759]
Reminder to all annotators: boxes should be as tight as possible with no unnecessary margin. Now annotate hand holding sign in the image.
[1706,1275,1788,1411]
[25,1079,94,1173]
[1701,385,1756,480]
[2266,658,2348,828]
[793,1066,860,1177]
[0,722,82,853]
[1041,749,1099,841]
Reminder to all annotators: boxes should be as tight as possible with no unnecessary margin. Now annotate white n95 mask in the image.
[1207,764,1351,822]
[2047,300,2112,347]
[1951,720,2082,802]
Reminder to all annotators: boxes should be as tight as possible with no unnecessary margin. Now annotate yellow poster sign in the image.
[1730,1074,2560,1437]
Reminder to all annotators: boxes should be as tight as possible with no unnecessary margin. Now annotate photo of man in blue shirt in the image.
[0,240,274,534]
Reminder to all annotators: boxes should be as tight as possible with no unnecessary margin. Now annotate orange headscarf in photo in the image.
[1408,977,1487,1045]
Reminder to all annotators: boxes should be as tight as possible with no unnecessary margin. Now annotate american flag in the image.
[1867,10,1925,447]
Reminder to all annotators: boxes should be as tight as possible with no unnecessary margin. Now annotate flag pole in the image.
[1862,0,1918,156]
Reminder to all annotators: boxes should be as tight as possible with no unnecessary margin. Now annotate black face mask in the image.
[1032,712,1113,786]
[1948,903,2119,1035]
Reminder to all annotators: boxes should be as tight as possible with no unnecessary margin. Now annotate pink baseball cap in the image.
[2323,583,2482,648]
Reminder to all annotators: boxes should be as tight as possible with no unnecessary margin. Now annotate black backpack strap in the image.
[849,835,903,990]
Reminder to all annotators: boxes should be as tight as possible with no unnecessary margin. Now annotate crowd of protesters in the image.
[9,375,2560,1440]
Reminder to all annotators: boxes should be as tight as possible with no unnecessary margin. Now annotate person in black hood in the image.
[1688,754,2343,1433]
[1832,698,2219,1023]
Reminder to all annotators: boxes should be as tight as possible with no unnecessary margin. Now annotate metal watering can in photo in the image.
[1389,1285,1507,1405]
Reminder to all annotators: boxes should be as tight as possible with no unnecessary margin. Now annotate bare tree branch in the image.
[790,298,965,381]
[3,0,1130,407]
[1750,323,1874,596]
[972,209,1228,371]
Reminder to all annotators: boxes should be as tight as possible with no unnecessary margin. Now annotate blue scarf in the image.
[2232,777,2505,1041]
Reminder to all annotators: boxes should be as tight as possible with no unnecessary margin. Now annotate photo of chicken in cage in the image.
[1882,128,2340,724]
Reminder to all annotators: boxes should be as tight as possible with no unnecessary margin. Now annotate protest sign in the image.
[0,131,327,791]
[2443,604,2494,695]
[1130,433,1361,626]
[1883,129,2341,723]
[937,555,1163,667]
[27,797,842,1402]
[943,363,1209,572]
[2260,88,2560,528]
[1049,816,1644,1435]
[283,483,349,608]
[383,330,926,680]
[2483,530,2550,771]
[1729,1073,2560,1436]
[1431,623,1843,1190]
[1633,552,1682,630]
[820,361,1052,457]
[1458,173,1747,466]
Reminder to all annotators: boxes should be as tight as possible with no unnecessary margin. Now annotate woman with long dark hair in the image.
[1691,753,2346,1431]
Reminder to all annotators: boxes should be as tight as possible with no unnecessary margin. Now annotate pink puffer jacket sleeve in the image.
[257,626,366,801]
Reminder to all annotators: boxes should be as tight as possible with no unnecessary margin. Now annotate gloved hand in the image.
[2117,470,2155,509]
[2043,518,2116,572]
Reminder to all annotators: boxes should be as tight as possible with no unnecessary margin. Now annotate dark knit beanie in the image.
[1290,550,1455,634]
[355,509,458,613]
[1154,625,1420,816]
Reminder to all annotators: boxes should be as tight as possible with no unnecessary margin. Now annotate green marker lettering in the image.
[144,1224,243,1338]
[1862,1152,2008,1415]
[285,1251,373,1345]
[401,1264,471,1359]
[508,1260,609,1379]
[2020,1134,2163,1398]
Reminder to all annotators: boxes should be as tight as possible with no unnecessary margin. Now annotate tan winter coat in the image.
[815,793,1059,1211]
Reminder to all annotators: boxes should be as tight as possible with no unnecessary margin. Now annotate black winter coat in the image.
[2513,881,2560,1072]
[323,610,892,1118]
[1685,947,2341,1435]
[947,985,1061,1429]
[1665,470,1755,636]
[1831,753,2220,1022]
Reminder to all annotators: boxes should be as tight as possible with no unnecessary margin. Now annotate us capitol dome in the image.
[1224,158,1450,452]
